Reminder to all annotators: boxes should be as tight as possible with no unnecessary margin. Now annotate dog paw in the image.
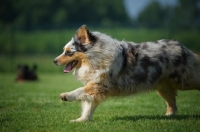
[166,112,176,116]
[59,93,68,101]
[70,118,90,123]
[165,109,177,116]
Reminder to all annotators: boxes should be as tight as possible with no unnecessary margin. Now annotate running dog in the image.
[54,25,200,122]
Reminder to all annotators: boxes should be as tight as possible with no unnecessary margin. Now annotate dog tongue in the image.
[64,63,72,73]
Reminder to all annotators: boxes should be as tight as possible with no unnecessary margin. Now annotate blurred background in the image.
[0,0,200,74]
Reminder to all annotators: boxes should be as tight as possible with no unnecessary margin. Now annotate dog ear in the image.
[76,25,96,44]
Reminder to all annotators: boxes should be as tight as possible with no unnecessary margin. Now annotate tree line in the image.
[0,0,130,30]
[0,0,199,30]
[137,0,200,29]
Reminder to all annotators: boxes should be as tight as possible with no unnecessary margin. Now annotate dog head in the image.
[54,25,97,73]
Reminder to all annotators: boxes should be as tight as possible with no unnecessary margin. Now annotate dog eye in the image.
[65,50,73,56]
[65,50,70,54]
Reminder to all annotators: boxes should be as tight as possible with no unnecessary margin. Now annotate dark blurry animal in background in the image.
[16,64,38,81]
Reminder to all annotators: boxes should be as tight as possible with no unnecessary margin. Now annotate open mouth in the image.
[63,60,78,73]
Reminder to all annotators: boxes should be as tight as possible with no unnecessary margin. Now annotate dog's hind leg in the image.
[156,88,178,116]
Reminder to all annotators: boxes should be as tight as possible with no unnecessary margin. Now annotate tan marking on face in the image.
[55,52,91,69]
[65,47,71,53]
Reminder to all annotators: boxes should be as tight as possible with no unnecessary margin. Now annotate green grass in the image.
[0,73,200,132]
[1,27,200,131]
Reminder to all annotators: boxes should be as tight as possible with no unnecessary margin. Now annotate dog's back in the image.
[100,39,200,95]
[136,40,200,91]
[95,38,200,116]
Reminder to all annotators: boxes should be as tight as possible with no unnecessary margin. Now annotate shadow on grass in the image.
[112,115,200,121]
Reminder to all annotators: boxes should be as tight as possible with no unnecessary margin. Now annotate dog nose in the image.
[53,59,57,64]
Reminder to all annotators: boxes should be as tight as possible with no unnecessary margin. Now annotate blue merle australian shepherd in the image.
[54,25,200,122]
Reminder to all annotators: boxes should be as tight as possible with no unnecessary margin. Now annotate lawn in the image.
[1,27,200,131]
[0,73,200,132]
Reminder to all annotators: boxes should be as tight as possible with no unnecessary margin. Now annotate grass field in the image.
[1,27,200,131]
[0,73,200,132]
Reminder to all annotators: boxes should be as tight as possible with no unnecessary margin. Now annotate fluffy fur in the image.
[54,25,200,122]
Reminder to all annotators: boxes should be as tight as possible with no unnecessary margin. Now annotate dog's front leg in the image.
[60,87,85,101]
[60,87,97,122]
[71,82,106,122]
[70,100,99,122]
[60,82,104,122]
